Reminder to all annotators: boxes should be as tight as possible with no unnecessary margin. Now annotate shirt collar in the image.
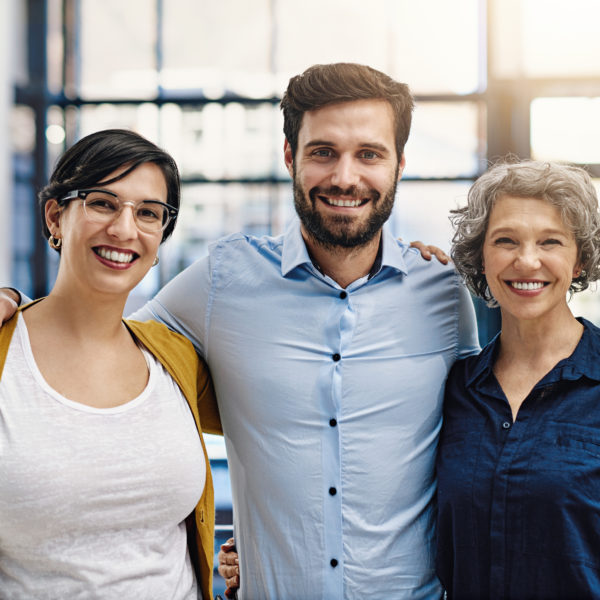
[281,217,408,278]
[466,317,600,387]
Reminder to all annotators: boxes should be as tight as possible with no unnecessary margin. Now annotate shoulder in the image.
[209,231,284,256]
[205,231,287,284]
[581,317,600,341]
[403,250,466,302]
[125,319,207,395]
[447,338,494,389]
[125,319,197,360]
[570,317,600,375]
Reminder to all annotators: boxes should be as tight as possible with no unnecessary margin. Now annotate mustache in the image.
[309,185,380,202]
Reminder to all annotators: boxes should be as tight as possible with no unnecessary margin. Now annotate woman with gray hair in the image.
[436,160,600,599]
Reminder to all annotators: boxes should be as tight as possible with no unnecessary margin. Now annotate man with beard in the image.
[140,63,478,599]
[1,63,479,599]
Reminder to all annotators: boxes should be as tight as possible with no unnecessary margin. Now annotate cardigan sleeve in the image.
[196,359,222,435]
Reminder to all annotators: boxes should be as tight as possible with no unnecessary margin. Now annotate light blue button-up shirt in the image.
[133,219,479,599]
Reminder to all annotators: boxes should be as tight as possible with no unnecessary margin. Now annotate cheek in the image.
[145,235,162,257]
[481,248,509,279]
[298,166,326,188]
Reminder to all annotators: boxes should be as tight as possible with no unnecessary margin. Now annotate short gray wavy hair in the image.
[451,159,600,305]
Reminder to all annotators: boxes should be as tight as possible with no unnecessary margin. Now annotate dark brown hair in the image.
[281,63,414,161]
[39,129,180,248]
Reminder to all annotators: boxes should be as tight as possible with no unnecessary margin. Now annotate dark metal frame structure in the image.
[14,0,600,337]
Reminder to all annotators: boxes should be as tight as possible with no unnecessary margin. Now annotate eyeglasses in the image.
[58,189,178,234]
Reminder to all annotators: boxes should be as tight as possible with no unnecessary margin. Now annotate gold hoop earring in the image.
[152,256,159,267]
[48,235,62,250]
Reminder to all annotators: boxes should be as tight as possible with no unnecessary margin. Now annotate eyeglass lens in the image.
[81,191,169,232]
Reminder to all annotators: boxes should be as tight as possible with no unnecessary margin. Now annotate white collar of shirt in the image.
[281,217,409,280]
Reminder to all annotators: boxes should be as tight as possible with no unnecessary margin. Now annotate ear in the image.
[45,199,62,237]
[397,153,406,181]
[283,139,294,178]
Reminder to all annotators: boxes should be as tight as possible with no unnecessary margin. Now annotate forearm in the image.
[0,287,30,323]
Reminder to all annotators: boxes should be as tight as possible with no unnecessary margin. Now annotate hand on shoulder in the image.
[0,288,20,324]
[408,240,450,265]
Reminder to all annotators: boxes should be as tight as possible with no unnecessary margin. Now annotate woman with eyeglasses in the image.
[0,129,220,599]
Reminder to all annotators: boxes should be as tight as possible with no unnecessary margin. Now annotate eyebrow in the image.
[488,226,570,237]
[304,140,391,154]
[84,188,168,205]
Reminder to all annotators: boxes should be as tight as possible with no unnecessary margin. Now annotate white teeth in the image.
[97,248,134,264]
[511,281,545,290]
[325,197,362,207]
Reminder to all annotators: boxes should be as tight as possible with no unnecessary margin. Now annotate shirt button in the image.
[332,353,341,362]
[502,421,511,429]
[330,558,338,567]
[329,418,337,427]
[329,487,337,496]
[339,291,347,299]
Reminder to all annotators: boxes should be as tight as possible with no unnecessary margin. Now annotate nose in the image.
[514,244,541,271]
[106,202,138,238]
[330,154,360,189]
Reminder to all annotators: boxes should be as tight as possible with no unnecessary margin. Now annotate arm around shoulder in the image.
[128,255,212,357]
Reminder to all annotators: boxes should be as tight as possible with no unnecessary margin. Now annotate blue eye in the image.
[360,150,378,159]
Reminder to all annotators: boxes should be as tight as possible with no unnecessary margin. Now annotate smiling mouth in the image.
[94,247,138,264]
[508,281,548,290]
[318,196,369,208]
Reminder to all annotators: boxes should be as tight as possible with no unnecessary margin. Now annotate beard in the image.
[293,167,399,250]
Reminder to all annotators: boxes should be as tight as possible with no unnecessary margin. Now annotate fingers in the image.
[220,537,235,550]
[409,240,431,261]
[427,245,449,265]
[223,567,240,590]
[409,241,450,265]
[218,537,240,590]
[218,562,239,589]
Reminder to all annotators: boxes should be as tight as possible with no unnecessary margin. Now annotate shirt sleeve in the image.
[129,255,211,357]
[456,280,480,359]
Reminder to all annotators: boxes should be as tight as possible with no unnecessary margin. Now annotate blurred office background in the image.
[2,0,600,593]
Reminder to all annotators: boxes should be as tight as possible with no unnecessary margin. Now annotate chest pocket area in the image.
[521,421,600,564]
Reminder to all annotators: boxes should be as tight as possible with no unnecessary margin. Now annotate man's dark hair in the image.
[281,63,414,161]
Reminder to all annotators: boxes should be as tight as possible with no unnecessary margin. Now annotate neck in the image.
[28,282,129,341]
[497,308,583,365]
[302,226,382,289]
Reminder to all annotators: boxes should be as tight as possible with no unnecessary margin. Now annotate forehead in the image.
[297,99,395,149]
[488,195,571,232]
[98,162,168,199]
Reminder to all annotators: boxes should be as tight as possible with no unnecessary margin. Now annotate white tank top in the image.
[0,314,206,599]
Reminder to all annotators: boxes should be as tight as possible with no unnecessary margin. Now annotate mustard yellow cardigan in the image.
[0,311,222,600]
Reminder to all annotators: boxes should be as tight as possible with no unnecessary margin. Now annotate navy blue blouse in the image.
[436,318,600,599]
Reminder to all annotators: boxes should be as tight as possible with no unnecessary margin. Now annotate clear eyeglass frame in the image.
[58,188,178,233]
